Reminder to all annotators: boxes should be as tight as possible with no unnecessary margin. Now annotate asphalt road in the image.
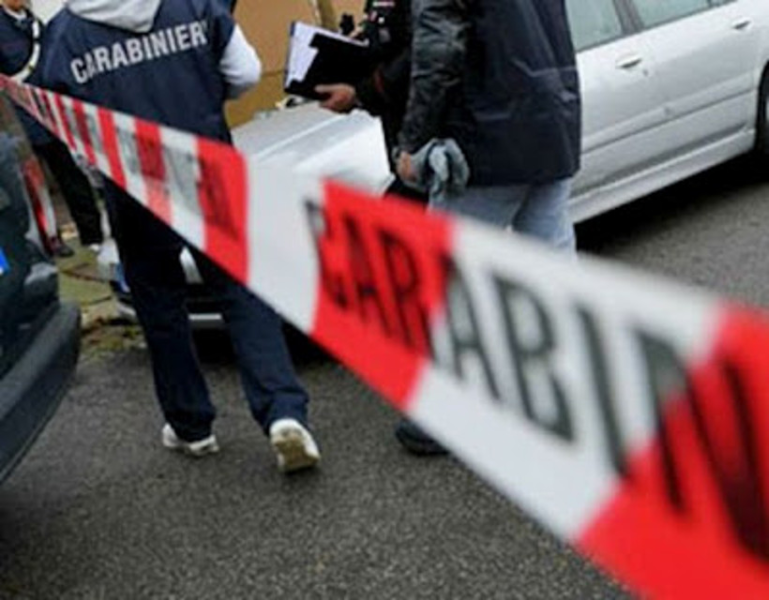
[577,157,769,308]
[2,157,768,599]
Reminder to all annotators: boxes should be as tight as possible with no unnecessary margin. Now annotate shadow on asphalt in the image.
[576,155,765,253]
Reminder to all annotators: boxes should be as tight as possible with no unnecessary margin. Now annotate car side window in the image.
[566,0,625,52]
[632,0,711,29]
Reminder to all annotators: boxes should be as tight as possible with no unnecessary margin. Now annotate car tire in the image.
[755,68,769,158]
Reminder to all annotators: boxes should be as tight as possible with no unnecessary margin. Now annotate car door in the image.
[567,0,668,215]
[627,0,759,156]
[0,99,80,486]
[0,135,32,372]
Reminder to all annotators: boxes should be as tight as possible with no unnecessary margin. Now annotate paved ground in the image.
[0,337,626,599]
[577,156,769,308]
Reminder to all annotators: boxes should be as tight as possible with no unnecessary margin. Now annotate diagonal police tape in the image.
[4,74,769,598]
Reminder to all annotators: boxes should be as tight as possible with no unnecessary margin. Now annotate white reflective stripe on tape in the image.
[245,159,323,332]
[161,127,205,249]
[110,114,147,208]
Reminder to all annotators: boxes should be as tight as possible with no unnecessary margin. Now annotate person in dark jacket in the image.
[315,0,426,203]
[397,0,581,249]
[37,0,321,473]
[0,0,104,253]
[395,0,581,454]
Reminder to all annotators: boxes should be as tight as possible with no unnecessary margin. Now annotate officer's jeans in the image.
[430,178,576,253]
[108,188,309,442]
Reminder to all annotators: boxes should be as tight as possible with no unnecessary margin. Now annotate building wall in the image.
[228,0,364,126]
[226,0,318,125]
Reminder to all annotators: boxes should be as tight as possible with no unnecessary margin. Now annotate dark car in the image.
[0,122,80,484]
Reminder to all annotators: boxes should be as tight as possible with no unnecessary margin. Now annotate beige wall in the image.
[227,0,365,126]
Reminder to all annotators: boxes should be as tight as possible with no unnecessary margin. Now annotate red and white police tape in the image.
[4,75,769,598]
[21,154,59,253]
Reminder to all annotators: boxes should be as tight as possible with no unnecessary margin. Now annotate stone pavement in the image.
[54,205,145,359]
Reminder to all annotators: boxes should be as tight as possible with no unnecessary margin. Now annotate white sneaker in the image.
[162,424,219,457]
[269,419,320,473]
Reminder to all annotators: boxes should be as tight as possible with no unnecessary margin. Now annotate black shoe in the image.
[394,419,448,456]
[53,241,75,258]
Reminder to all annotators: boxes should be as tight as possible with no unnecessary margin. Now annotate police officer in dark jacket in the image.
[316,0,425,203]
[37,0,321,472]
[0,0,104,252]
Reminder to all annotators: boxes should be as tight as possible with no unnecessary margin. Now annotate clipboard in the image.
[284,21,374,100]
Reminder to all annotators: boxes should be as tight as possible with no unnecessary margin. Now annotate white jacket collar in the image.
[65,0,163,33]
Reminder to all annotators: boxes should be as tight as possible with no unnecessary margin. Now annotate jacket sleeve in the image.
[354,48,411,116]
[398,0,470,153]
[219,25,262,99]
[209,2,261,99]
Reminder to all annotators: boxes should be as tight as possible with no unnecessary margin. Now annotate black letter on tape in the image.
[577,306,628,477]
[343,214,393,338]
[637,330,769,559]
[304,201,349,309]
[441,257,500,403]
[378,228,433,356]
[494,275,573,441]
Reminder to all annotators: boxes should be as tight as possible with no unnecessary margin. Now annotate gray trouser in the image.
[431,179,576,253]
